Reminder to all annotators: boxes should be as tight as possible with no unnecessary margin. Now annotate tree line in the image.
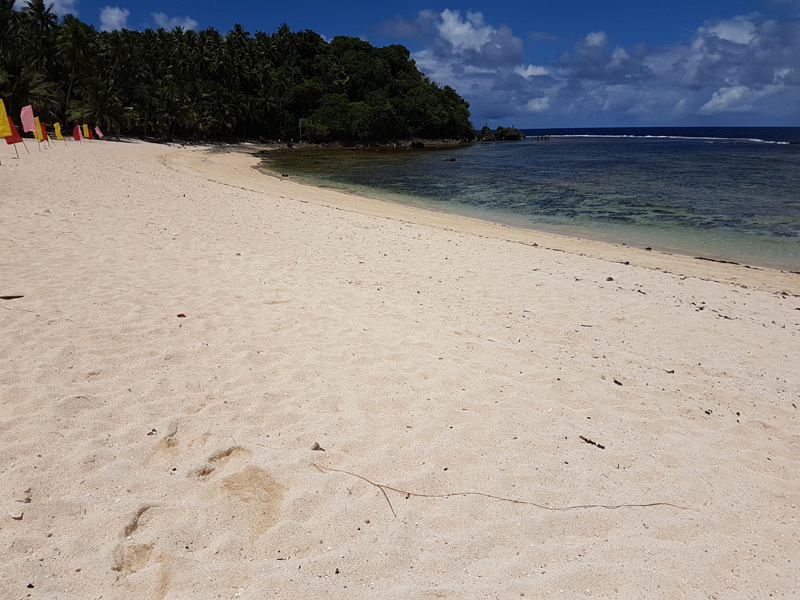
[0,0,476,142]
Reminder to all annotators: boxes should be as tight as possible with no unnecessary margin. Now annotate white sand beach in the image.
[1,139,798,599]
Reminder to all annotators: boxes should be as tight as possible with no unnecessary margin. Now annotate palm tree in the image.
[2,7,476,140]
[22,0,57,32]
[0,52,60,120]
[68,77,125,133]
[21,0,58,73]
[57,15,96,119]
[276,23,298,58]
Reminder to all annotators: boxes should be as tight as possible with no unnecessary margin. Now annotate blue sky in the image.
[18,0,800,127]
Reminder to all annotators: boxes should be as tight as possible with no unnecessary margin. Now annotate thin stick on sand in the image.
[312,463,689,518]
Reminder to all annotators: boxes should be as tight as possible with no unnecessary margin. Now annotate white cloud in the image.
[99,6,129,31]
[698,85,785,114]
[772,68,792,83]
[611,47,629,63]
[524,97,551,113]
[51,0,78,16]
[463,65,499,75]
[151,11,199,30]
[700,86,751,112]
[398,10,800,126]
[412,48,452,80]
[585,31,607,47]
[514,65,550,78]
[437,9,495,52]
[705,16,757,44]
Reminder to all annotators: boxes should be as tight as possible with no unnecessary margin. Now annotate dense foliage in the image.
[0,0,475,141]
[478,125,526,141]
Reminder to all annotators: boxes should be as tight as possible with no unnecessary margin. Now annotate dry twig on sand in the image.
[312,463,688,517]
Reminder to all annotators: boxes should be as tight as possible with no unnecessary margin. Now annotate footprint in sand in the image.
[189,446,285,541]
[219,465,285,541]
[117,443,284,586]
[123,504,156,536]
[113,504,174,598]
[111,542,154,574]
[189,445,252,479]
[111,542,174,600]
[144,422,180,465]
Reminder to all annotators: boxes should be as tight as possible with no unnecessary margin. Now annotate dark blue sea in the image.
[262,127,800,271]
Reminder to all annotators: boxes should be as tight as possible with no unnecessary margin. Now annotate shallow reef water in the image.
[263,128,800,271]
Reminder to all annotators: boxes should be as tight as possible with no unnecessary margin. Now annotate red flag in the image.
[40,121,49,141]
[20,105,35,133]
[5,117,22,144]
[87,128,95,140]
[73,125,81,141]
[94,126,104,138]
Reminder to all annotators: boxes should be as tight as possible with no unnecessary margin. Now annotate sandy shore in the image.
[1,139,798,599]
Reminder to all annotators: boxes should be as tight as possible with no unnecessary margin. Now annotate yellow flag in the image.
[54,122,64,140]
[0,100,11,138]
[83,124,89,138]
[34,116,42,140]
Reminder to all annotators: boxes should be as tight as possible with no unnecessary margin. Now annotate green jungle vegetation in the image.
[0,0,476,142]
[478,125,526,141]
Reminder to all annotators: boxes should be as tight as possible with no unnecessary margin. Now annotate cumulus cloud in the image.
[51,0,78,16]
[525,97,551,113]
[514,65,549,78]
[431,9,524,68]
[584,31,607,47]
[705,16,757,44]
[698,84,791,115]
[400,10,800,126]
[438,9,494,52]
[151,11,199,31]
[700,86,757,113]
[99,6,129,31]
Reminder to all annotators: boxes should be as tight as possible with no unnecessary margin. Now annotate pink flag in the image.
[20,105,35,133]
[94,126,104,138]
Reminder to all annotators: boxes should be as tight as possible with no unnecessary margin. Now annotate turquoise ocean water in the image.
[262,127,800,271]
